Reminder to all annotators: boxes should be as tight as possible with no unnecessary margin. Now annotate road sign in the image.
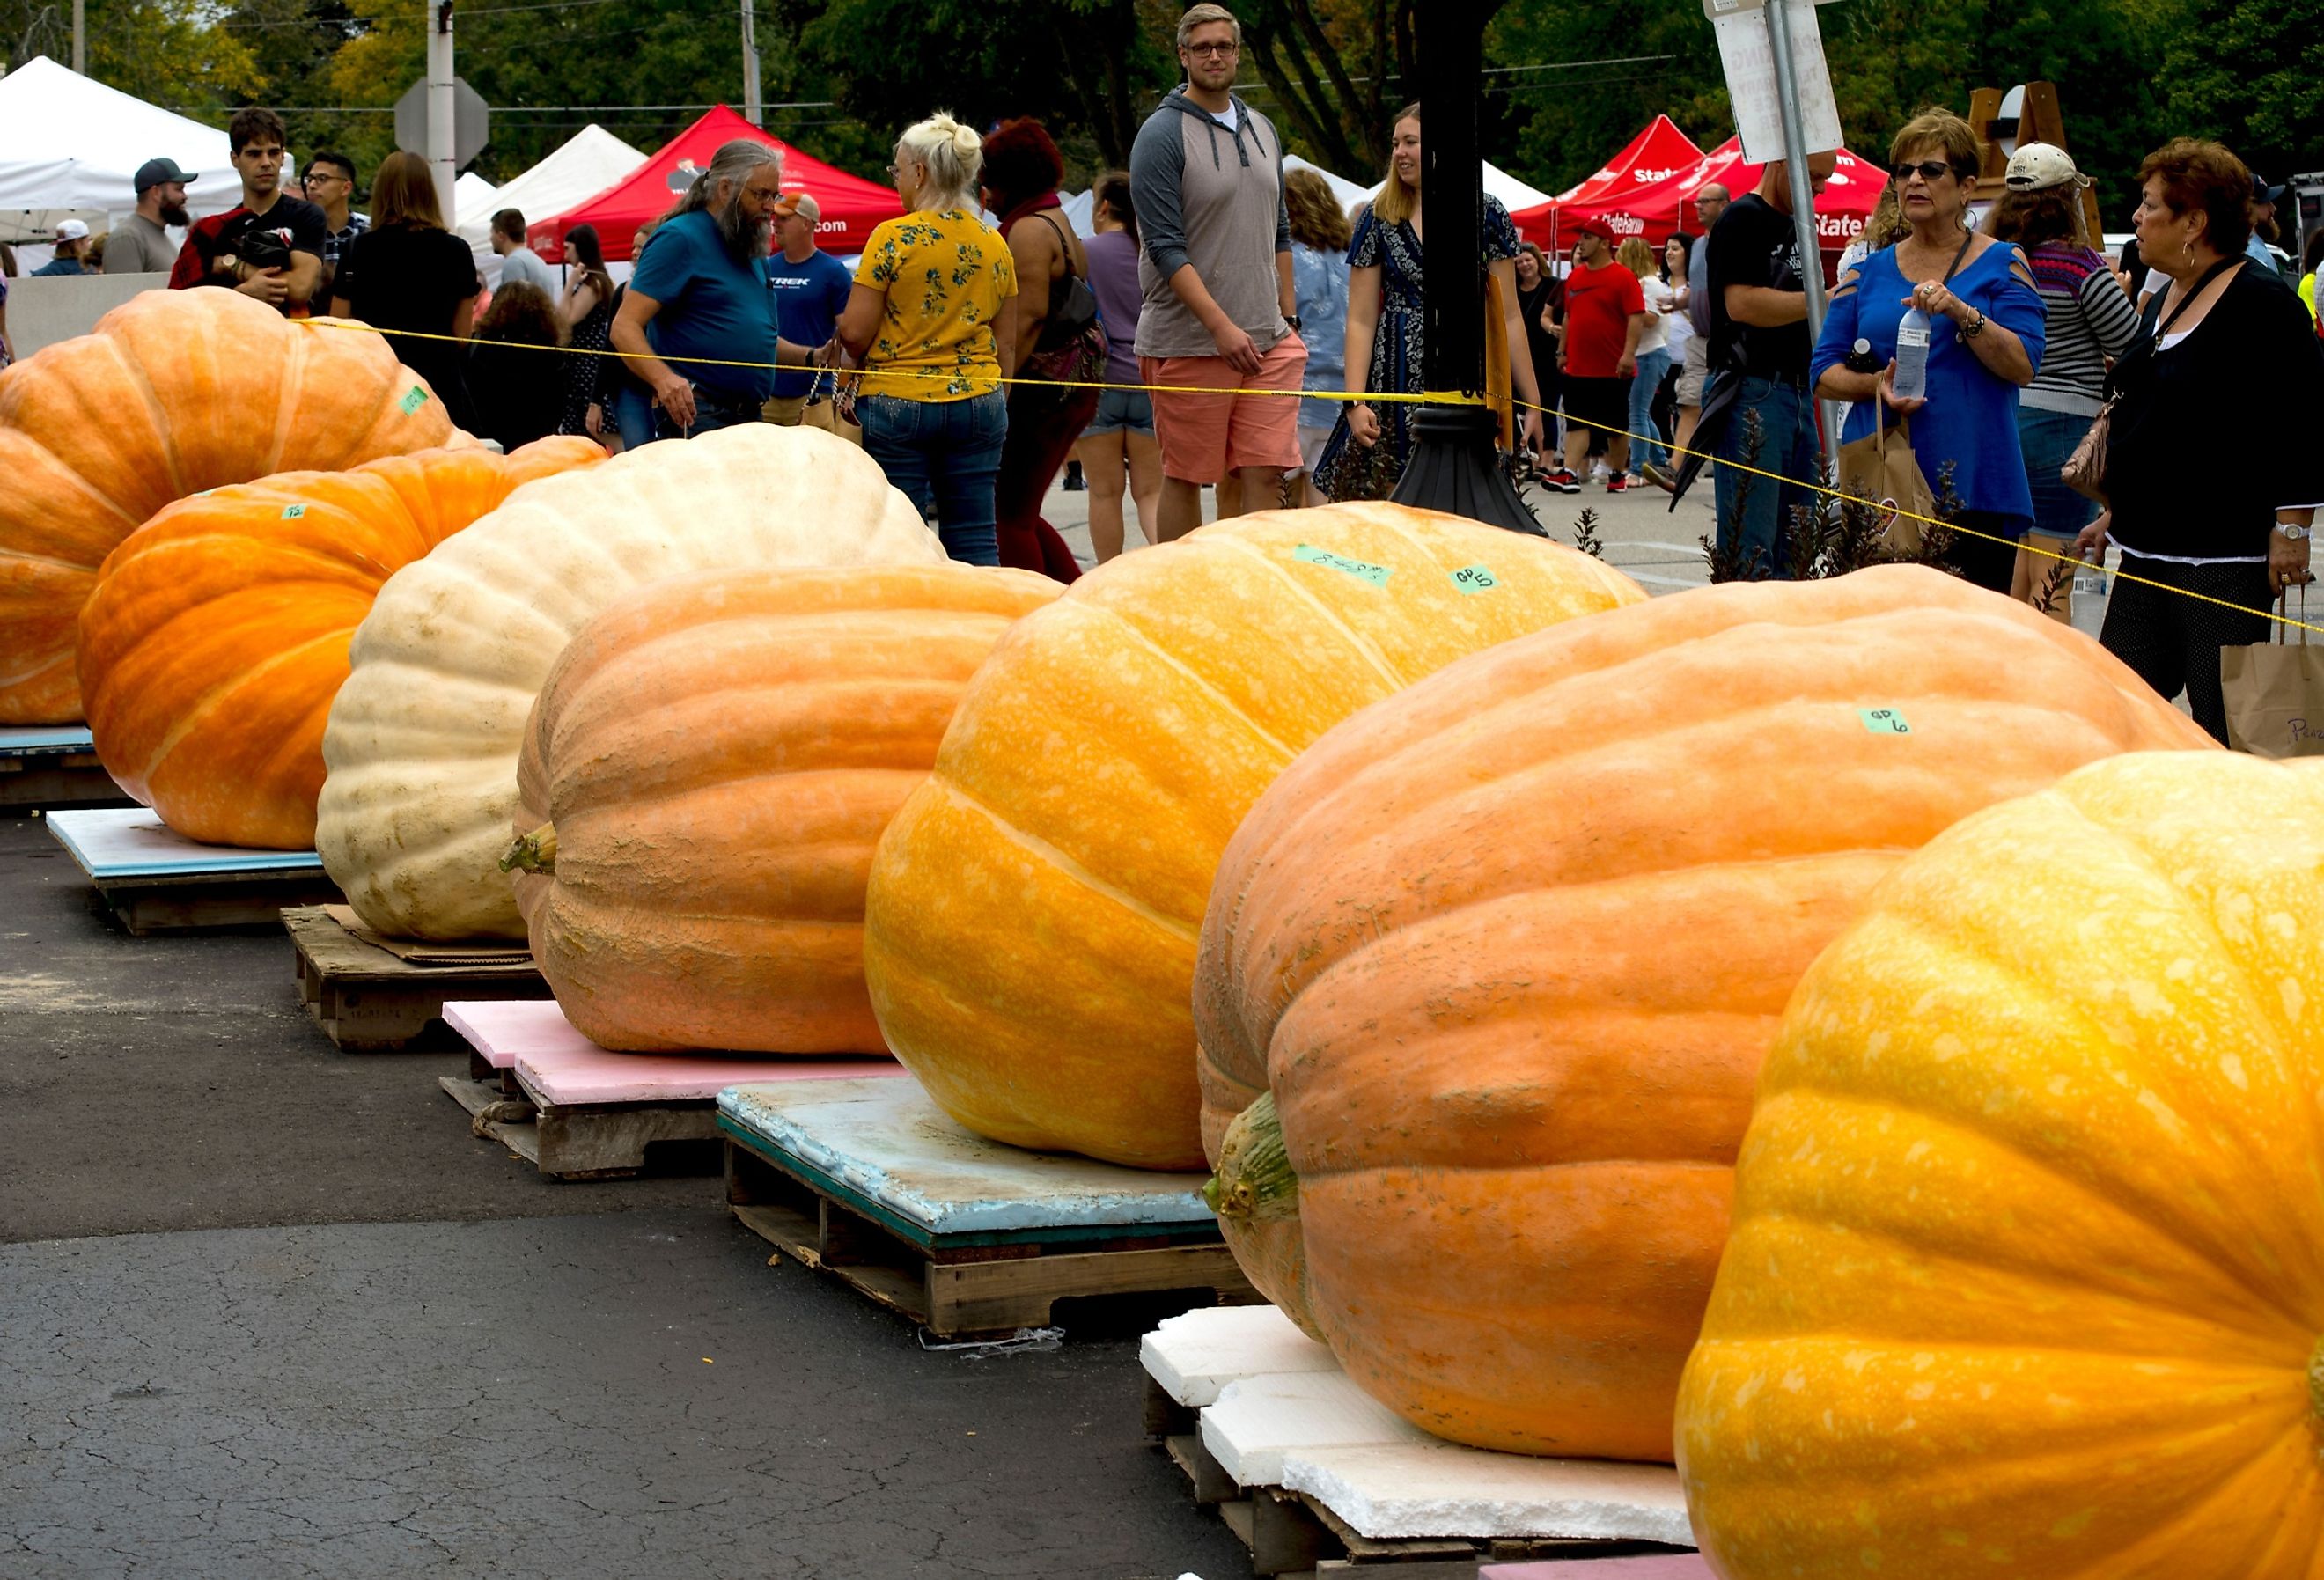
[1712,0,1841,165]
[394,77,489,170]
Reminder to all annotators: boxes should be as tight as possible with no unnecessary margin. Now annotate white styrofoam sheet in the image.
[1142,1304,1337,1407]
[1199,1370,1445,1487]
[1283,1443,1692,1545]
[0,724,95,753]
[1149,1304,1694,1549]
[46,807,320,877]
[717,1078,1217,1236]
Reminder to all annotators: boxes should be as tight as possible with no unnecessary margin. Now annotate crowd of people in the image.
[4,6,2318,739]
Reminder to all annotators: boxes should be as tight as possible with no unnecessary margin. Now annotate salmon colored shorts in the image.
[1141,331,1307,484]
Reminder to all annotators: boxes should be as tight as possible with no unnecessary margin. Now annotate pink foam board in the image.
[442,997,902,1102]
[1482,1558,1710,1578]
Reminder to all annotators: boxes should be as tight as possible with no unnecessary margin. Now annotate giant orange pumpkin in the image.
[861,504,1646,1170]
[508,564,1062,1053]
[0,290,461,724]
[1677,752,2324,1578]
[76,438,602,850]
[1194,566,2215,1460]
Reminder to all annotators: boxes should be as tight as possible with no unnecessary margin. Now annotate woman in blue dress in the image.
[1813,108,2046,592]
[1313,103,1547,502]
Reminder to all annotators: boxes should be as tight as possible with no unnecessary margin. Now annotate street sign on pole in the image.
[395,74,490,170]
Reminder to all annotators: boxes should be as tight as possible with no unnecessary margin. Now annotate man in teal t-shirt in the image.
[611,139,818,440]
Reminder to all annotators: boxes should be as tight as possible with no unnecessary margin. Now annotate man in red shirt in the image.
[1541,217,1649,493]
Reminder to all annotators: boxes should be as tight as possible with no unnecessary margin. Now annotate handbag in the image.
[2063,254,2241,503]
[1836,404,1938,555]
[1030,212,1100,354]
[2223,587,2324,758]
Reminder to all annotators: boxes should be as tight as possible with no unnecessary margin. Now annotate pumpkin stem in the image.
[500,821,558,874]
[1206,1091,1299,1223]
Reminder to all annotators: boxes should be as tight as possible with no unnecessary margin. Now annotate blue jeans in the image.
[650,386,769,443]
[1627,348,1672,469]
[856,390,1009,564]
[613,384,656,450]
[2017,405,2098,543]
[1713,377,1818,579]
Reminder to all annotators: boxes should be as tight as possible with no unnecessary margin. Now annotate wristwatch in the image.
[2276,522,2312,540]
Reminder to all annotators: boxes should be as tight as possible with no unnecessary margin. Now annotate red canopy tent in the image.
[1546,114,1706,212]
[528,105,903,263]
[1513,136,1886,257]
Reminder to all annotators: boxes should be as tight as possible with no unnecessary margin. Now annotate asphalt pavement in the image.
[0,814,1247,1580]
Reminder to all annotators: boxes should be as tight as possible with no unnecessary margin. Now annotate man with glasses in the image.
[1129,1,1305,539]
[301,152,366,304]
[1704,149,1837,576]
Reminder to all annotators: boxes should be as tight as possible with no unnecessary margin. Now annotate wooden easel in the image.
[1968,82,2107,243]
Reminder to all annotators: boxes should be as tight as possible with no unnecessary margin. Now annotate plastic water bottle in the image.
[1893,306,1931,401]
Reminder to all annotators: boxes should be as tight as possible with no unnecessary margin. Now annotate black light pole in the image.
[1387,0,1541,534]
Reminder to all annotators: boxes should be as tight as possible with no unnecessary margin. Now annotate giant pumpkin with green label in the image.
[860,504,1647,1171]
[1194,566,2216,1459]
[0,290,460,723]
[78,438,602,849]
[1678,751,2324,1578]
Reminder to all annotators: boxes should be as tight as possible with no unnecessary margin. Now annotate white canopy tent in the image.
[452,170,499,227]
[1482,160,1553,215]
[1284,153,1373,217]
[456,124,644,251]
[0,56,246,249]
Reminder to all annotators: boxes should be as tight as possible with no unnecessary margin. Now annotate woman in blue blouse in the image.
[1813,108,2046,592]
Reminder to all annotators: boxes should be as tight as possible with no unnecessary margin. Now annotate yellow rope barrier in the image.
[301,317,2320,636]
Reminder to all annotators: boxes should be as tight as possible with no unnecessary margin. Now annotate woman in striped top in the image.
[1989,143,2141,613]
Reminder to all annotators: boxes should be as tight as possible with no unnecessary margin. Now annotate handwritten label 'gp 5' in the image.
[1451,564,1499,594]
[1292,544,1394,588]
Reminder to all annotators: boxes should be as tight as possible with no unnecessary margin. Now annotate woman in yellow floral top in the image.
[834,112,1019,563]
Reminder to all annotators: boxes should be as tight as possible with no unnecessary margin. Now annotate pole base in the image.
[1387,403,1545,536]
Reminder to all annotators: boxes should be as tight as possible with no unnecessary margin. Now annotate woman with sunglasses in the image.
[1811,108,2045,592]
[2076,138,2323,744]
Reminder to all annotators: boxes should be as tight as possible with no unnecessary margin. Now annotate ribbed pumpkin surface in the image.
[319,423,944,941]
[1677,752,2324,1578]
[0,290,459,723]
[511,564,1061,1052]
[1194,565,2217,1459]
[861,503,1646,1171]
[77,438,602,849]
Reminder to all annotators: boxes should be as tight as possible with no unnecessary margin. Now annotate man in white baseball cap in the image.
[32,218,93,276]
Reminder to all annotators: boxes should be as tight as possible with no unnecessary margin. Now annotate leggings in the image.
[995,380,1099,583]
[2099,553,2272,743]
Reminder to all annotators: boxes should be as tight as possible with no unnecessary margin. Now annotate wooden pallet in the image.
[0,728,136,815]
[285,905,547,1051]
[721,1081,1260,1339]
[47,808,340,934]
[438,999,899,1181]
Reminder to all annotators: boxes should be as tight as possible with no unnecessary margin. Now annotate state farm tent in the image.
[0,56,245,220]
[455,123,646,253]
[530,106,901,262]
[1513,136,1885,255]
[1545,114,1705,214]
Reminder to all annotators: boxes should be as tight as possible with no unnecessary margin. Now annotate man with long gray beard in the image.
[611,139,821,440]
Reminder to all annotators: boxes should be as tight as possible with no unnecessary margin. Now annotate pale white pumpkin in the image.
[318,423,945,939]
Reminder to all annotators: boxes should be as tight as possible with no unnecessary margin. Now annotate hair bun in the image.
[952,124,982,158]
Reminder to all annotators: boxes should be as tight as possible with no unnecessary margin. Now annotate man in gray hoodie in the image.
[1129,2,1306,539]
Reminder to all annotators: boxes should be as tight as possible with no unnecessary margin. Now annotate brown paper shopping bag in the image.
[1836,408,1938,556]
[2223,589,2324,758]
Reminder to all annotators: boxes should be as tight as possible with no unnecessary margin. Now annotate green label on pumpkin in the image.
[399,385,430,415]
[280,504,306,519]
[1293,544,1392,587]
[1857,707,1913,735]
[1450,563,1498,594]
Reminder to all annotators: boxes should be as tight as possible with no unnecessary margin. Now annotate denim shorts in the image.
[1083,386,1154,437]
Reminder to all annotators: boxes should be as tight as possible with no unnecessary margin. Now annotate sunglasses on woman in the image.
[1892,160,1955,183]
